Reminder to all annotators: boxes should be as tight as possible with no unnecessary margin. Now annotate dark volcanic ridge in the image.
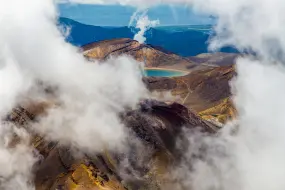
[82,38,197,69]
[7,98,218,190]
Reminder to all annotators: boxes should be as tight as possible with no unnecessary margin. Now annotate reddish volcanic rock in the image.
[82,38,197,68]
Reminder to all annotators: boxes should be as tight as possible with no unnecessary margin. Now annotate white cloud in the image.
[1,0,285,189]
[58,0,189,8]
[130,11,160,44]
[0,0,148,189]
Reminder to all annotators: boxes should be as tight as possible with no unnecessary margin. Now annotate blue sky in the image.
[58,3,215,26]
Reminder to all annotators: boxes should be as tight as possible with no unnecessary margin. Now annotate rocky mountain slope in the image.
[83,37,237,124]
[144,65,235,121]
[177,65,235,111]
[82,38,200,70]
[188,52,239,67]
[8,98,217,190]
[6,38,238,190]
[82,38,237,72]
[199,97,237,124]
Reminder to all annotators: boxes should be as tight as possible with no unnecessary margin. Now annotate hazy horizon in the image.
[60,16,214,27]
[58,4,215,26]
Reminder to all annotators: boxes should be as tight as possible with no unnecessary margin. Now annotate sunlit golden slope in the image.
[199,98,237,124]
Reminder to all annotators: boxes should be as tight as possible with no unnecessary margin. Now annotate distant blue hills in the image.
[58,17,237,57]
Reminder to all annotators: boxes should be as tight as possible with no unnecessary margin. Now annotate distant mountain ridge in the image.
[82,38,198,69]
[58,17,237,56]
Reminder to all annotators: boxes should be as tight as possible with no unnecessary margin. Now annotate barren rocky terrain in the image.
[7,38,238,189]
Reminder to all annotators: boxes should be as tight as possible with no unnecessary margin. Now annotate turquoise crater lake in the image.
[144,68,188,77]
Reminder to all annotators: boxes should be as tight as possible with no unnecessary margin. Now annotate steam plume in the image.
[129,11,160,44]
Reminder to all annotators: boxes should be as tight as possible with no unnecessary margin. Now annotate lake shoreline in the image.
[144,67,189,77]
[144,67,189,74]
